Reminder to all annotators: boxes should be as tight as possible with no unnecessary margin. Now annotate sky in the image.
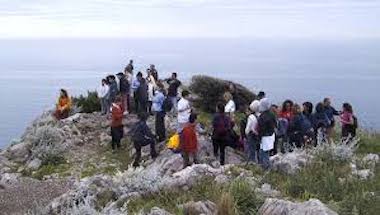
[0,0,379,39]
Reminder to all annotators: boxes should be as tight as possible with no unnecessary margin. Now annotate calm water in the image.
[0,38,379,148]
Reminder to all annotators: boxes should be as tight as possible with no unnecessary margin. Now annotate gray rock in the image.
[26,158,42,170]
[180,200,217,215]
[271,150,312,175]
[142,207,173,215]
[0,173,21,185]
[6,142,30,163]
[256,183,281,198]
[353,169,373,180]
[362,153,379,167]
[259,198,338,215]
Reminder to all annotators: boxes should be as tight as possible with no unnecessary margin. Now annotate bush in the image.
[189,75,256,112]
[30,125,66,165]
[72,91,101,113]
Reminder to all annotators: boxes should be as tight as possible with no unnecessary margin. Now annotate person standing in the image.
[150,64,159,81]
[245,100,260,163]
[136,75,148,114]
[97,79,109,115]
[166,73,182,115]
[147,74,156,115]
[110,96,124,152]
[130,113,157,167]
[152,83,166,142]
[224,91,236,120]
[131,72,142,113]
[257,98,277,169]
[177,90,191,133]
[212,103,233,166]
[107,75,118,104]
[323,97,340,143]
[124,59,134,75]
[340,103,357,141]
[181,113,199,168]
[54,89,72,120]
[116,73,130,115]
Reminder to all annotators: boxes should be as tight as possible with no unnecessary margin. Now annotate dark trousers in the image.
[133,138,157,167]
[138,100,147,114]
[147,101,153,114]
[155,111,166,141]
[212,136,229,166]
[133,92,139,113]
[111,126,123,150]
[182,151,198,168]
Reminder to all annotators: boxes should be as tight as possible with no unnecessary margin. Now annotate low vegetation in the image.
[72,91,101,113]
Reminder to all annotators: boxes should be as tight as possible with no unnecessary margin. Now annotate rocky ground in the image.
[0,111,379,215]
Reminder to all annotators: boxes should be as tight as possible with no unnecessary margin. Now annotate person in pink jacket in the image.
[340,103,357,141]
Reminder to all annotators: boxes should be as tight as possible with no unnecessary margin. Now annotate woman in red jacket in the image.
[181,113,199,168]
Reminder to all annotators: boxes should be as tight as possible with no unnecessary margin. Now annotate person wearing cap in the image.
[245,100,260,163]
[257,98,277,169]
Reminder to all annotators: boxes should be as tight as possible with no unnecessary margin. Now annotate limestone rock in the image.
[142,207,173,215]
[180,200,217,215]
[259,198,337,215]
[271,150,312,175]
[26,158,42,170]
[256,183,281,198]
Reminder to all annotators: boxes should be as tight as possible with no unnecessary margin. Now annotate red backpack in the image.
[214,115,230,137]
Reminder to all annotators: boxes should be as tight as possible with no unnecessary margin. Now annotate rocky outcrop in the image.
[259,198,337,215]
[180,200,217,215]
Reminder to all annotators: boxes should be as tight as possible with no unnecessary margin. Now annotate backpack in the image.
[352,115,358,130]
[162,97,173,112]
[214,115,230,137]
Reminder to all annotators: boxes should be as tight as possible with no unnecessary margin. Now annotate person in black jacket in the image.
[166,73,182,114]
[136,77,149,114]
[130,113,158,167]
[288,104,314,148]
[116,73,130,114]
[257,98,277,169]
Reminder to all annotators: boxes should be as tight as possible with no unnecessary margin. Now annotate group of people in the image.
[54,60,358,169]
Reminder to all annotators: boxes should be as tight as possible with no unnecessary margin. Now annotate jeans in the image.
[169,96,178,114]
[155,111,166,141]
[259,149,270,170]
[100,97,107,114]
[133,138,157,167]
[133,91,139,113]
[121,92,129,113]
[247,134,258,162]
[138,100,147,114]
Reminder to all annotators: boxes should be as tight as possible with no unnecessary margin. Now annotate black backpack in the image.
[162,97,173,113]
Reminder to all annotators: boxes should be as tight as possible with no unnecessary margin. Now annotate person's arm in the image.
[332,107,340,116]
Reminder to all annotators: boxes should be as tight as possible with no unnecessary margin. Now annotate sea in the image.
[0,38,379,148]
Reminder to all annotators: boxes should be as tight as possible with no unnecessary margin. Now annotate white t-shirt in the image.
[97,85,109,98]
[225,100,236,113]
[177,98,191,123]
[245,113,258,135]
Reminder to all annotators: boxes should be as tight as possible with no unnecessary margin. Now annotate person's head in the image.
[189,113,198,124]
[270,104,279,114]
[150,64,155,69]
[129,59,133,64]
[182,90,190,99]
[216,102,225,113]
[116,72,124,79]
[342,103,353,113]
[292,104,302,115]
[302,102,313,114]
[136,72,143,80]
[108,75,116,82]
[315,102,325,113]
[249,100,260,113]
[101,79,107,85]
[257,91,266,100]
[171,72,177,79]
[223,92,233,102]
[259,98,271,112]
[323,97,331,107]
[60,89,68,98]
[282,100,294,112]
[137,112,149,121]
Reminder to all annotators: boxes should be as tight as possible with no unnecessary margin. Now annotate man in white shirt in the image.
[97,79,109,115]
[245,100,260,163]
[177,90,191,132]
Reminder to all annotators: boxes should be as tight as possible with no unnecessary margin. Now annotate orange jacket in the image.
[57,97,72,111]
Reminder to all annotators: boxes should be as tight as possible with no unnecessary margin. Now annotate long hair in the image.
[343,103,353,113]
[281,99,294,112]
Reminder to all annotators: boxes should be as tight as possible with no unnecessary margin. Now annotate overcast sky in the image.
[0,0,379,38]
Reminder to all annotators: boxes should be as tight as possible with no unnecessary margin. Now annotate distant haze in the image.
[0,0,380,39]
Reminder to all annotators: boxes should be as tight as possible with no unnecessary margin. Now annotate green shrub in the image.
[189,75,256,112]
[72,91,101,113]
